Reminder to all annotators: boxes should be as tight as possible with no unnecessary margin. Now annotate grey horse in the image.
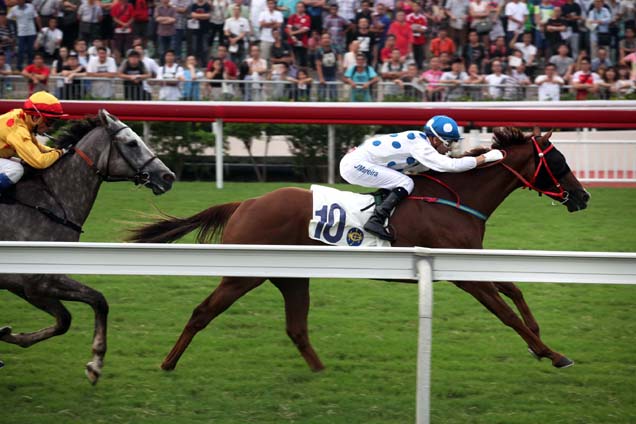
[0,109,175,384]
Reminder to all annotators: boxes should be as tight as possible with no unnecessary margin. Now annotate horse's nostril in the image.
[163,173,176,183]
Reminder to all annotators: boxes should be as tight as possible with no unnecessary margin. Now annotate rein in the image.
[406,136,567,220]
[72,125,160,184]
[19,124,159,233]
[408,173,489,221]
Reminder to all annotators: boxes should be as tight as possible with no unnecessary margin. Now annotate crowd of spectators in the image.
[0,0,635,101]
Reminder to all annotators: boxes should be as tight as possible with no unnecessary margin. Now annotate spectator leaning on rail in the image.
[343,52,379,102]
[0,91,67,194]
[339,115,504,241]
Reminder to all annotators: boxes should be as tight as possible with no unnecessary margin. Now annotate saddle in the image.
[0,167,83,232]
[367,189,389,209]
[0,185,17,204]
[0,165,40,205]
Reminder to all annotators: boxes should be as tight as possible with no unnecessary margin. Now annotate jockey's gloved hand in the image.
[483,149,504,163]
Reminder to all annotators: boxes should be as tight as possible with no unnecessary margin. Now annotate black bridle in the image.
[72,125,159,186]
[19,124,160,233]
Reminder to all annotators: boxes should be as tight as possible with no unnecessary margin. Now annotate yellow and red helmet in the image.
[23,91,68,119]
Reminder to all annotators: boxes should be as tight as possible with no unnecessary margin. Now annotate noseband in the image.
[72,125,159,185]
[500,136,568,201]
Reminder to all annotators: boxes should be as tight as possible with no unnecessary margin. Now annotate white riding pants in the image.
[339,151,415,194]
[0,157,24,183]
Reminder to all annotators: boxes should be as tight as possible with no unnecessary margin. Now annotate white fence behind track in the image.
[465,130,636,184]
[1,241,635,424]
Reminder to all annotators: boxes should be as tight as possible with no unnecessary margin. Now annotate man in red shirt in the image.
[216,44,238,77]
[286,2,311,67]
[21,53,50,94]
[111,0,134,62]
[406,2,427,70]
[571,58,600,100]
[430,28,456,57]
[379,34,397,63]
[387,10,413,59]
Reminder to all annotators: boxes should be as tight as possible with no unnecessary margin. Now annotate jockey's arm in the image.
[6,128,62,169]
[411,142,479,173]
[36,140,57,153]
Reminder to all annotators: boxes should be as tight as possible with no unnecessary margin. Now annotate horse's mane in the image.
[54,117,101,149]
[491,126,531,149]
[454,126,531,159]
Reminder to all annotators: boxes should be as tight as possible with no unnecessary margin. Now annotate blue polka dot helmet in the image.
[423,115,462,146]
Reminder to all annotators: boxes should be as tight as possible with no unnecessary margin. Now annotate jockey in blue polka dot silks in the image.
[339,115,504,241]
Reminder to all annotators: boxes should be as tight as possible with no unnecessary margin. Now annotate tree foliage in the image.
[137,121,216,179]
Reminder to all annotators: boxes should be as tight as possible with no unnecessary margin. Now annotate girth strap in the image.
[34,205,83,232]
[408,173,489,221]
[407,195,489,220]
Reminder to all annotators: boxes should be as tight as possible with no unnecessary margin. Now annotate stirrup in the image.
[363,220,395,242]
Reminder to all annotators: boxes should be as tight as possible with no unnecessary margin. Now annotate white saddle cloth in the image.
[308,185,391,247]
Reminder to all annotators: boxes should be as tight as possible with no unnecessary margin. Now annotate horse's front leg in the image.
[454,281,573,368]
[28,275,109,385]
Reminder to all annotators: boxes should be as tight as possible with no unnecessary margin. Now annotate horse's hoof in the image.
[527,347,541,361]
[0,326,11,339]
[0,360,4,368]
[160,361,176,371]
[553,356,575,369]
[85,362,102,385]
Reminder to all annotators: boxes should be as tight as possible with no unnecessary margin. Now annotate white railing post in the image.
[328,124,336,184]
[213,118,224,189]
[143,121,150,143]
[582,128,590,180]
[416,259,433,424]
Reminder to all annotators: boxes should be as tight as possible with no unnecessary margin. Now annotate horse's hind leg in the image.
[161,276,266,371]
[27,275,109,384]
[454,281,573,368]
[0,289,72,348]
[494,282,540,337]
[270,278,324,372]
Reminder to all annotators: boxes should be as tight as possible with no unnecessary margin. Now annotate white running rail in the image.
[1,241,635,424]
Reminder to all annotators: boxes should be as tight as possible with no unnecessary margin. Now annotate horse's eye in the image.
[126,140,139,148]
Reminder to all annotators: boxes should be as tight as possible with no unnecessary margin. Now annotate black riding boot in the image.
[363,187,408,242]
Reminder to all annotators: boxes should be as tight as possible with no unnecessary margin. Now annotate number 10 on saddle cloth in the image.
[308,185,391,248]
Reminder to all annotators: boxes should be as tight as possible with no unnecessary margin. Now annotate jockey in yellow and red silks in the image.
[0,91,68,192]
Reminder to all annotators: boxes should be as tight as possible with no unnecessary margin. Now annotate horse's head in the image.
[93,109,175,195]
[493,127,590,213]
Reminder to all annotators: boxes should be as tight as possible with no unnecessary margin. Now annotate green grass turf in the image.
[1,182,635,424]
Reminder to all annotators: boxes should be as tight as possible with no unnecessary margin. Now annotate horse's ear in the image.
[540,129,553,145]
[98,109,121,132]
[97,109,109,127]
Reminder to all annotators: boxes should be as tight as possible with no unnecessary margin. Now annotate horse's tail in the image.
[127,202,242,244]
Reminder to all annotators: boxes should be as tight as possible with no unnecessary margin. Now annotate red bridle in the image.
[499,136,567,200]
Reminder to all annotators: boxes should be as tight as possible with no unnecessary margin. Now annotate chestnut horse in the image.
[129,127,590,372]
